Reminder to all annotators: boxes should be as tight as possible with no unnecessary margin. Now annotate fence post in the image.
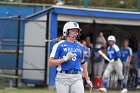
[15,15,21,87]
[137,0,140,11]
[84,0,89,8]
[44,12,50,87]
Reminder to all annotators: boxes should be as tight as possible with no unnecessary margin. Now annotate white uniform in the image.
[104,44,124,79]
[50,40,84,93]
[102,44,124,88]
[99,36,127,93]
[50,22,92,93]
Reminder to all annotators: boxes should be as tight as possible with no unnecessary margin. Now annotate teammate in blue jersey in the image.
[121,39,132,86]
[99,35,128,93]
[93,32,106,77]
[49,22,92,93]
[81,40,90,64]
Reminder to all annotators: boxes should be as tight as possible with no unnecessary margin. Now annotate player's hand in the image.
[99,32,104,37]
[63,52,75,61]
[86,79,93,88]
[109,59,114,64]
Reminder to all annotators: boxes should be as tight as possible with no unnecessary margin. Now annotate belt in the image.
[59,70,81,74]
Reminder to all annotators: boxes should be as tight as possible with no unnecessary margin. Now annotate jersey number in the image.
[72,53,77,61]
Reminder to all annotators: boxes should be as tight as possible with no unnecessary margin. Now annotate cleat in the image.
[99,88,107,92]
[121,88,128,93]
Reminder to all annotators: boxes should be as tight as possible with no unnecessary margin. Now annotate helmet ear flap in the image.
[77,30,81,39]
[66,30,70,36]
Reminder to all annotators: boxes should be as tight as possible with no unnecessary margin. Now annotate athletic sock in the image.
[121,79,126,88]
[103,78,108,88]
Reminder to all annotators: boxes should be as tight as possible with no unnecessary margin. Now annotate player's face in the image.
[108,40,114,46]
[69,28,78,34]
[68,28,79,40]
[82,41,86,46]
[85,37,90,43]
[124,40,129,47]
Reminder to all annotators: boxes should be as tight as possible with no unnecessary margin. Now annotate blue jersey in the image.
[107,44,121,60]
[50,40,84,71]
[83,46,90,63]
[121,47,132,62]
[93,47,104,62]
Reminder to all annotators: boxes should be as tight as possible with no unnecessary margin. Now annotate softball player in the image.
[49,22,92,93]
[121,39,132,86]
[81,40,90,64]
[99,35,127,93]
[93,32,106,77]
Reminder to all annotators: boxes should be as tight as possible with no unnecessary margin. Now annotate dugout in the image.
[23,6,140,87]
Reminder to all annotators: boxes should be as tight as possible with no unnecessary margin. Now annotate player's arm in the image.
[81,61,93,88]
[84,48,90,59]
[128,48,133,64]
[81,48,92,87]
[128,56,132,64]
[82,61,89,80]
[99,32,107,47]
[49,58,65,67]
[114,45,121,60]
[49,52,74,67]
[84,54,90,58]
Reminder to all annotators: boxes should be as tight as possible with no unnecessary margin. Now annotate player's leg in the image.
[115,60,125,84]
[123,62,129,86]
[103,63,114,88]
[94,63,98,76]
[115,60,127,93]
[137,68,140,88]
[98,61,104,77]
[70,74,84,93]
[99,63,114,92]
[56,73,70,93]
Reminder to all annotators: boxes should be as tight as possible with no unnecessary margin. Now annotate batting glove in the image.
[63,52,74,61]
[86,79,93,88]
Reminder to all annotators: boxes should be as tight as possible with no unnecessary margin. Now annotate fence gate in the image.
[0,16,21,88]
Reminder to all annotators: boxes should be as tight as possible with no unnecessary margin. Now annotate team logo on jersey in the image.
[121,51,128,54]
[63,47,82,54]
[61,44,67,47]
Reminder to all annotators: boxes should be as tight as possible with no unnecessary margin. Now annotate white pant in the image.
[103,59,124,80]
[55,73,84,93]
[94,62,104,77]
[122,62,130,85]
[138,69,140,77]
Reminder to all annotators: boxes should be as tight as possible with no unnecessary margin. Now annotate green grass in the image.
[0,88,139,93]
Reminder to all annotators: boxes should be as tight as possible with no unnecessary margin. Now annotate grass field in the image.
[0,88,139,93]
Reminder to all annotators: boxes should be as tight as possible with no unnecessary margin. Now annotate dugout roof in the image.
[27,5,140,22]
